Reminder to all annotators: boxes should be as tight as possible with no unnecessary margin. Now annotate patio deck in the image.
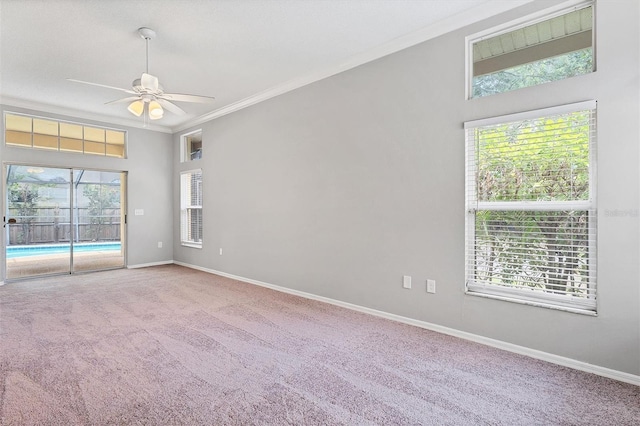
[6,250,124,279]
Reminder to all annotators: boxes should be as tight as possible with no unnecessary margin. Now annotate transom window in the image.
[468,2,594,98]
[465,101,597,313]
[4,113,126,158]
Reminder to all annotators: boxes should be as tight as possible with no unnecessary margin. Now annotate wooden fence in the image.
[7,207,121,245]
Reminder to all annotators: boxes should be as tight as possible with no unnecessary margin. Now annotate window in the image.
[4,113,126,158]
[181,130,202,162]
[468,2,594,98]
[465,101,596,313]
[180,169,203,247]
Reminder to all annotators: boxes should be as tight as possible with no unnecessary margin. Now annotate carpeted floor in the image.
[0,265,638,425]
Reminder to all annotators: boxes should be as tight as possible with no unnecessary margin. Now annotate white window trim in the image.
[465,0,595,100]
[180,129,202,163]
[181,242,203,249]
[180,168,203,248]
[465,101,597,315]
[464,100,596,129]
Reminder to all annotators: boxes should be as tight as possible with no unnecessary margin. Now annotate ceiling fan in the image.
[68,27,215,121]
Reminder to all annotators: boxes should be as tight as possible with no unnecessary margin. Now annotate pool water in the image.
[7,242,121,259]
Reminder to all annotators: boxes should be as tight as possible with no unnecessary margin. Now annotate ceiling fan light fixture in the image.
[148,100,164,120]
[68,27,215,123]
[127,100,144,117]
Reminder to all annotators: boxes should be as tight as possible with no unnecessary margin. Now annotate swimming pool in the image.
[6,242,121,259]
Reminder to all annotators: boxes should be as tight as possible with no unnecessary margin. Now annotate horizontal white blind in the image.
[465,104,596,311]
[180,169,203,246]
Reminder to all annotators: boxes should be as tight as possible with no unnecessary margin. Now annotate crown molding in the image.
[172,0,533,133]
[2,1,533,136]
[0,96,173,133]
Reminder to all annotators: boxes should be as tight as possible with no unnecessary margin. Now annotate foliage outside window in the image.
[180,169,203,247]
[4,113,126,158]
[7,180,45,245]
[465,101,596,313]
[82,183,121,241]
[469,3,594,98]
[6,166,123,245]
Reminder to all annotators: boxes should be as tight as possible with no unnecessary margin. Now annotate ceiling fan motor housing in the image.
[132,78,163,94]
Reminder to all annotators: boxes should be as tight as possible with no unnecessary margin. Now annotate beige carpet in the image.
[0,265,638,425]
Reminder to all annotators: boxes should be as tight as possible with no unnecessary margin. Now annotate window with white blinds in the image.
[180,169,203,247]
[465,101,597,313]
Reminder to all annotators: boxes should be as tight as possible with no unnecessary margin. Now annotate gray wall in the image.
[173,0,640,376]
[0,105,174,270]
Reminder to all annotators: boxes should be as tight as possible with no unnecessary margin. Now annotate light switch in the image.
[403,275,412,289]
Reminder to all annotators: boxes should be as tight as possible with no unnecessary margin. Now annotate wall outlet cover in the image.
[403,275,412,289]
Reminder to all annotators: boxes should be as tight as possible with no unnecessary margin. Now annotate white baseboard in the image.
[128,260,174,269]
[173,261,640,387]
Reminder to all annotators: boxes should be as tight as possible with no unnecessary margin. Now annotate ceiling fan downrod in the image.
[138,27,156,74]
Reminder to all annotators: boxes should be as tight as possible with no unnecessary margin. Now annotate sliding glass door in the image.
[4,164,126,280]
[5,166,72,278]
[72,169,125,272]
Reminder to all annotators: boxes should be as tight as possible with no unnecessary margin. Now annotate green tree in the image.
[82,184,120,241]
[473,49,593,98]
[473,111,591,296]
[8,183,42,244]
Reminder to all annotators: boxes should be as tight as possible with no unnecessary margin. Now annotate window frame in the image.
[180,169,203,248]
[465,0,595,100]
[464,100,597,315]
[180,129,203,163]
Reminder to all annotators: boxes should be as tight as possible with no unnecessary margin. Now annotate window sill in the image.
[465,290,598,317]
[181,242,202,249]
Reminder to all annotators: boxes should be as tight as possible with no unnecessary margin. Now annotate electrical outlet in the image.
[403,275,412,289]
[219,248,223,255]
[427,279,436,294]
[157,241,163,248]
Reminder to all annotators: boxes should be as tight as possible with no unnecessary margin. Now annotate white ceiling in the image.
[0,0,530,133]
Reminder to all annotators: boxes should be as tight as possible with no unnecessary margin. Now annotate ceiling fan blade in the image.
[157,99,186,116]
[141,73,159,92]
[105,96,141,105]
[67,78,136,94]
[160,93,216,103]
